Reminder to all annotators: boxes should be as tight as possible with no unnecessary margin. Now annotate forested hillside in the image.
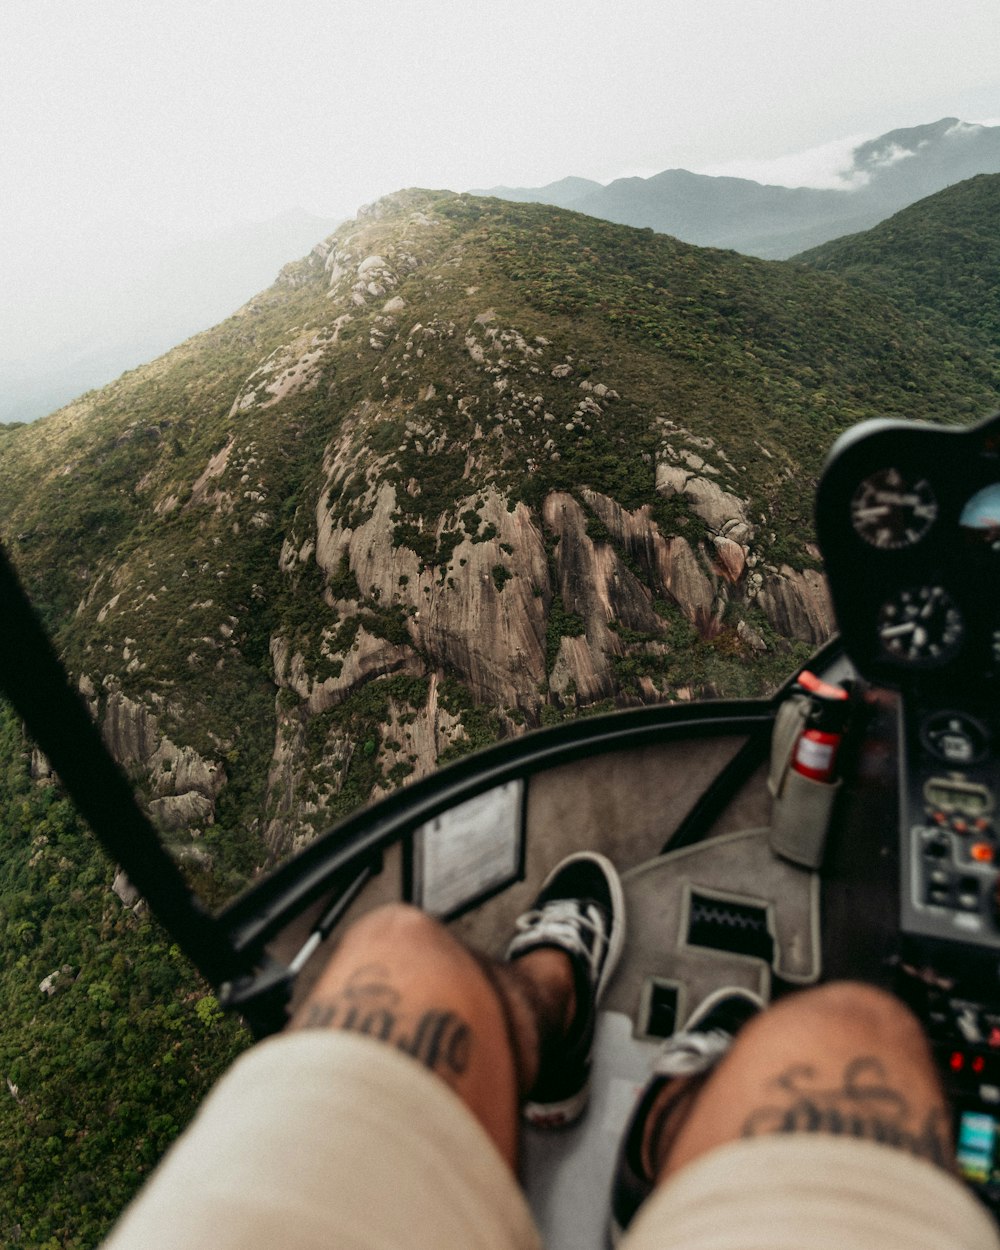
[1,185,999,1244]
[797,173,1000,348]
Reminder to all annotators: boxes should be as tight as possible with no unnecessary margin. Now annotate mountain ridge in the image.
[3,183,998,861]
[474,118,1000,258]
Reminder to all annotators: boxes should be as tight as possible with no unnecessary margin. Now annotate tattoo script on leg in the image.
[740,1056,953,1170]
[300,964,472,1080]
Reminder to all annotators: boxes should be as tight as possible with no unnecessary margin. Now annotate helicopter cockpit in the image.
[5,410,1000,1243]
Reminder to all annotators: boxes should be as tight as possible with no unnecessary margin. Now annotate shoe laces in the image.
[514,898,607,970]
[652,1027,733,1078]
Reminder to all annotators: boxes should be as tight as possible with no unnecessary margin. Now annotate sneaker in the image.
[506,851,626,1127]
[609,987,764,1242]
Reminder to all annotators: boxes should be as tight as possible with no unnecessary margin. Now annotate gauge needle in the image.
[881,622,916,638]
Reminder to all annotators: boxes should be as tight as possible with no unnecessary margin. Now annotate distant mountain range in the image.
[474,118,1000,259]
[5,117,999,428]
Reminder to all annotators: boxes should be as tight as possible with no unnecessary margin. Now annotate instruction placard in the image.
[413,780,524,918]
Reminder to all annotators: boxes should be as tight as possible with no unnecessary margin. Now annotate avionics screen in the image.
[957,1110,1000,1185]
[925,781,990,817]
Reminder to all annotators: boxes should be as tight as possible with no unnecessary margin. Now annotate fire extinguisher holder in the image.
[768,682,846,868]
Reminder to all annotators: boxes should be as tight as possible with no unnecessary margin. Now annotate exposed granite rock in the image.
[549,634,615,705]
[755,566,834,646]
[148,792,215,832]
[370,674,467,801]
[314,477,549,712]
[112,870,141,908]
[655,464,755,544]
[544,491,661,696]
[578,488,721,634]
[97,686,225,829]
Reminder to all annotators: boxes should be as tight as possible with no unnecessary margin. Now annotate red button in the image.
[971,843,995,863]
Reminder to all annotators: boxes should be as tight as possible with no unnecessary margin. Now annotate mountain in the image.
[1,186,999,1243]
[475,175,605,209]
[4,186,1000,856]
[475,118,1000,258]
[0,208,342,426]
[795,174,1000,349]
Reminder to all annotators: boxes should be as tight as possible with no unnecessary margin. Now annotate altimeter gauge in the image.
[850,468,938,549]
[877,585,964,664]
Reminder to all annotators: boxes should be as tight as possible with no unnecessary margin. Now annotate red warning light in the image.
[951,1051,965,1071]
[973,1056,987,1074]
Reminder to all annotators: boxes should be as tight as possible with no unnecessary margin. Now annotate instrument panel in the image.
[817,412,1000,695]
[817,412,1000,953]
[819,412,1000,1215]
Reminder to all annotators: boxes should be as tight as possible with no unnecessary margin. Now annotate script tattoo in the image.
[300,964,472,1080]
[741,1057,952,1169]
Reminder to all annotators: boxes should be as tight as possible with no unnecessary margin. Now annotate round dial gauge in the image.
[850,468,938,549]
[921,711,989,765]
[877,585,964,664]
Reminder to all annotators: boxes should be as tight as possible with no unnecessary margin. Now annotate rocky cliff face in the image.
[260,385,833,850]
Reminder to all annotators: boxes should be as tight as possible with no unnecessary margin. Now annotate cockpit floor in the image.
[521,829,821,1247]
[522,1010,658,1250]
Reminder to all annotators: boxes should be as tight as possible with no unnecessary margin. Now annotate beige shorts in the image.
[105,1031,1000,1250]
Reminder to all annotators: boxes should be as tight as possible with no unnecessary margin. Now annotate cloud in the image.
[693,133,872,191]
[865,142,918,169]
[950,118,1000,134]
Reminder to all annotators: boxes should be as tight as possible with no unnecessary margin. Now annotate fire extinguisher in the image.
[790,670,850,784]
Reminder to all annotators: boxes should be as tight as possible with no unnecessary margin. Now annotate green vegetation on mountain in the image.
[796,174,1000,350]
[0,704,248,1248]
[0,184,999,1244]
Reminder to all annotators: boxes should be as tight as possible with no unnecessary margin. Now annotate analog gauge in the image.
[921,711,989,765]
[850,468,938,550]
[877,585,964,664]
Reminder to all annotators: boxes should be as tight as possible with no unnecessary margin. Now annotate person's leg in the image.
[612,980,976,1246]
[645,981,952,1182]
[613,981,1000,1250]
[288,902,576,1168]
[104,854,623,1250]
[289,849,625,1166]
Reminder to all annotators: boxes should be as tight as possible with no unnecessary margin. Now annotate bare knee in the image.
[741,981,930,1060]
[659,982,949,1180]
[338,902,446,953]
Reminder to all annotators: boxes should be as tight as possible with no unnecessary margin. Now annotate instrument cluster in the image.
[817,412,1000,701]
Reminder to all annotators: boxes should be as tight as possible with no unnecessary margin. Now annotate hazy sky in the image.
[2,0,999,372]
[5,0,1000,231]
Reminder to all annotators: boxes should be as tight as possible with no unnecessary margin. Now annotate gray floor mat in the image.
[605,827,819,1032]
[522,1011,659,1250]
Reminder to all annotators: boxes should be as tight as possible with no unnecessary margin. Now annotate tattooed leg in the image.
[288,903,575,1170]
[645,982,953,1184]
